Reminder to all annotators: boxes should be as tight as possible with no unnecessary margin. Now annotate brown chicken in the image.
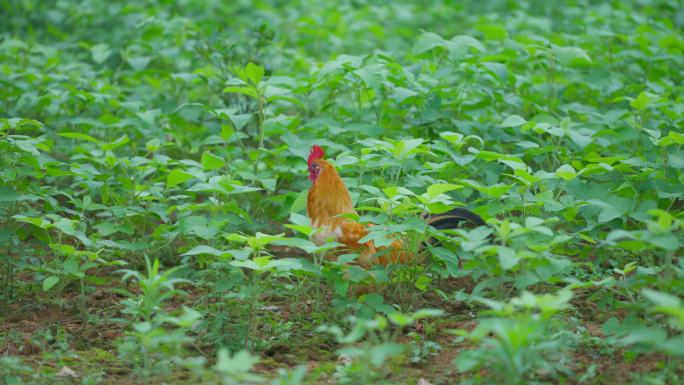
[306,145,485,268]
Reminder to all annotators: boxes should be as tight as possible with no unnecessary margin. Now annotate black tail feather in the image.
[426,207,486,230]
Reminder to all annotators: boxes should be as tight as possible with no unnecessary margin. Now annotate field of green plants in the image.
[2,0,684,384]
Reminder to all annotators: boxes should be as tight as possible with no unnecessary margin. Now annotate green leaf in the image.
[90,43,111,63]
[657,131,684,147]
[501,115,526,128]
[102,135,130,151]
[215,349,260,379]
[13,215,51,229]
[201,151,225,171]
[455,351,480,372]
[273,237,317,253]
[553,45,592,65]
[459,180,513,199]
[477,23,508,40]
[244,62,265,84]
[426,183,462,199]
[439,131,464,144]
[555,164,577,181]
[53,218,76,236]
[223,86,258,98]
[247,232,286,250]
[230,260,261,271]
[181,245,225,257]
[358,229,394,248]
[289,190,308,214]
[179,216,218,240]
[642,289,681,308]
[449,35,487,54]
[43,276,59,291]
[588,197,634,223]
[58,132,99,143]
[166,169,194,189]
[0,186,18,203]
[125,56,151,70]
[368,342,405,366]
[228,114,253,130]
[413,308,445,319]
[390,87,418,103]
[390,138,424,159]
[497,246,518,270]
[388,312,413,327]
[146,138,161,152]
[630,92,653,110]
[412,31,446,55]
[260,178,276,192]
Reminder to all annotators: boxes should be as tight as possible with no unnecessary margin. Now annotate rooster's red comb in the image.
[308,145,325,165]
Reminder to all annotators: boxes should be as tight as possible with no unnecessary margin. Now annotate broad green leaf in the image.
[43,276,59,291]
[146,138,160,152]
[412,31,446,55]
[390,87,418,103]
[102,135,130,151]
[642,289,681,309]
[181,245,225,257]
[223,86,258,98]
[501,115,526,128]
[244,62,265,84]
[58,132,99,143]
[426,183,462,199]
[289,190,308,214]
[0,186,18,203]
[201,151,225,171]
[125,56,151,70]
[166,169,194,188]
[179,216,218,240]
[413,308,445,319]
[658,131,684,147]
[247,232,286,249]
[260,178,276,192]
[552,45,592,65]
[90,43,111,63]
[497,247,518,270]
[459,179,513,198]
[555,164,577,181]
[439,131,464,144]
[449,35,487,53]
[13,215,51,229]
[215,349,260,377]
[228,114,252,130]
[630,92,653,110]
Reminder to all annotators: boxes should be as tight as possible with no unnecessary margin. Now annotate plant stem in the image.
[394,165,403,185]
[245,254,261,351]
[80,277,86,324]
[3,234,12,313]
[253,91,266,181]
[314,251,322,313]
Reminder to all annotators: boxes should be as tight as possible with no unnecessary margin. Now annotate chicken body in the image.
[307,158,406,268]
[306,146,484,268]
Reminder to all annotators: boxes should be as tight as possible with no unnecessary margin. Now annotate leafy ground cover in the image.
[2,0,684,384]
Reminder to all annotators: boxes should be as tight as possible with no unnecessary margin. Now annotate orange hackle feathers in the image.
[307,159,354,223]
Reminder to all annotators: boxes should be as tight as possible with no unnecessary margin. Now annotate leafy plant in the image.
[454,289,575,385]
[1,0,683,383]
[116,256,202,378]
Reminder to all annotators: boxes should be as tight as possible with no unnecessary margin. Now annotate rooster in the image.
[306,145,485,268]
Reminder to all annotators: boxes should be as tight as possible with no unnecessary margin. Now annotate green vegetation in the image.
[2,0,683,384]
